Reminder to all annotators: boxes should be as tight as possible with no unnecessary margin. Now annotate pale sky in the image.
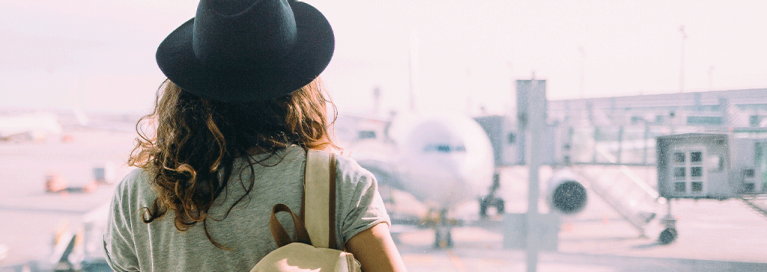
[1,0,765,115]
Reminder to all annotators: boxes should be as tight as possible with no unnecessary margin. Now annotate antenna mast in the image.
[408,29,419,112]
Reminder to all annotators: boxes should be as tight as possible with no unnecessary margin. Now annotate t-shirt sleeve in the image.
[103,170,142,272]
[336,157,391,244]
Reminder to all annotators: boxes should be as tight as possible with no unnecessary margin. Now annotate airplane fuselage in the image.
[388,113,495,209]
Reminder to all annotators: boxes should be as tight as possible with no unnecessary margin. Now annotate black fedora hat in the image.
[156,0,334,102]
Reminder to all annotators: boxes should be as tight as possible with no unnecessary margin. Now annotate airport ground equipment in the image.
[92,161,117,184]
[563,166,661,238]
[482,87,767,250]
[740,196,767,219]
[656,133,767,243]
[42,203,111,271]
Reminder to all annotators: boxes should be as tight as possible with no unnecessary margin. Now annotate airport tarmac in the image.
[0,128,135,268]
[388,165,767,271]
[2,128,767,271]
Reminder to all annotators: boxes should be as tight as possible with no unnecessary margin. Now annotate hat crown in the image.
[192,0,297,67]
[156,0,334,102]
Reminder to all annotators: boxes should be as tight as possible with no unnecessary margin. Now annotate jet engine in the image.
[546,169,588,214]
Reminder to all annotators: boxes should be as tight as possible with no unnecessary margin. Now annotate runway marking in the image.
[445,249,467,272]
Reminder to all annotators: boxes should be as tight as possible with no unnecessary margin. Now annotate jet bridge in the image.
[655,133,767,243]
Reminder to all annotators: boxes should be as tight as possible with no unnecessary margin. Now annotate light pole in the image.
[708,66,714,92]
[679,26,687,95]
[579,46,586,99]
[673,26,687,132]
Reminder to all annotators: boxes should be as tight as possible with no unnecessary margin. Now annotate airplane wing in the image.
[0,112,62,141]
[343,138,431,225]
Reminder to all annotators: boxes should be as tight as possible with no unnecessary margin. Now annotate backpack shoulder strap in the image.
[304,149,338,249]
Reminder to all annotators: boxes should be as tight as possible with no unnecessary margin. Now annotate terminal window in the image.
[686,116,722,125]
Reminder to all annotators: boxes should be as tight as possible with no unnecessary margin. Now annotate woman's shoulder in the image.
[333,153,377,188]
[112,167,154,204]
[118,167,150,186]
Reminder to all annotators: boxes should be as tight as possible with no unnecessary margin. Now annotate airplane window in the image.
[358,131,376,139]
[423,144,466,153]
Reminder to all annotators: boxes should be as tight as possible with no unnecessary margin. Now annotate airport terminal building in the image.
[548,88,767,128]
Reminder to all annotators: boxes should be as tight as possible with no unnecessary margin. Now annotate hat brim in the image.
[156,1,334,102]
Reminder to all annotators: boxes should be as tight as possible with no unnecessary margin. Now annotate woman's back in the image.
[105,146,389,271]
[103,0,405,270]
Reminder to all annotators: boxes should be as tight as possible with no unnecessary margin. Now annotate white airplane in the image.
[0,112,62,142]
[334,111,498,247]
[329,30,503,247]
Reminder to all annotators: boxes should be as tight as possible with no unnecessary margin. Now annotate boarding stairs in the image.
[569,144,662,237]
[741,195,767,220]
[572,165,661,237]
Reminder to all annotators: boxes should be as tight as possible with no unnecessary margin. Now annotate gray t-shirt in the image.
[103,146,390,271]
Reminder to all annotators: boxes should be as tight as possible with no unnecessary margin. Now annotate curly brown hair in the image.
[128,78,338,249]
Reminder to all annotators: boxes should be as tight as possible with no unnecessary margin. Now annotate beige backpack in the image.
[251,150,362,272]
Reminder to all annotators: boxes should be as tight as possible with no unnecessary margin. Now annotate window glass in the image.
[691,167,703,178]
[673,152,685,164]
[691,182,703,192]
[437,145,450,152]
[358,131,376,139]
[674,182,686,192]
[691,151,703,163]
[743,169,755,178]
[706,155,723,172]
[674,167,686,179]
[423,144,466,153]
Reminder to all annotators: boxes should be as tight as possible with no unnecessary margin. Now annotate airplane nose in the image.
[431,156,464,178]
[437,156,477,199]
